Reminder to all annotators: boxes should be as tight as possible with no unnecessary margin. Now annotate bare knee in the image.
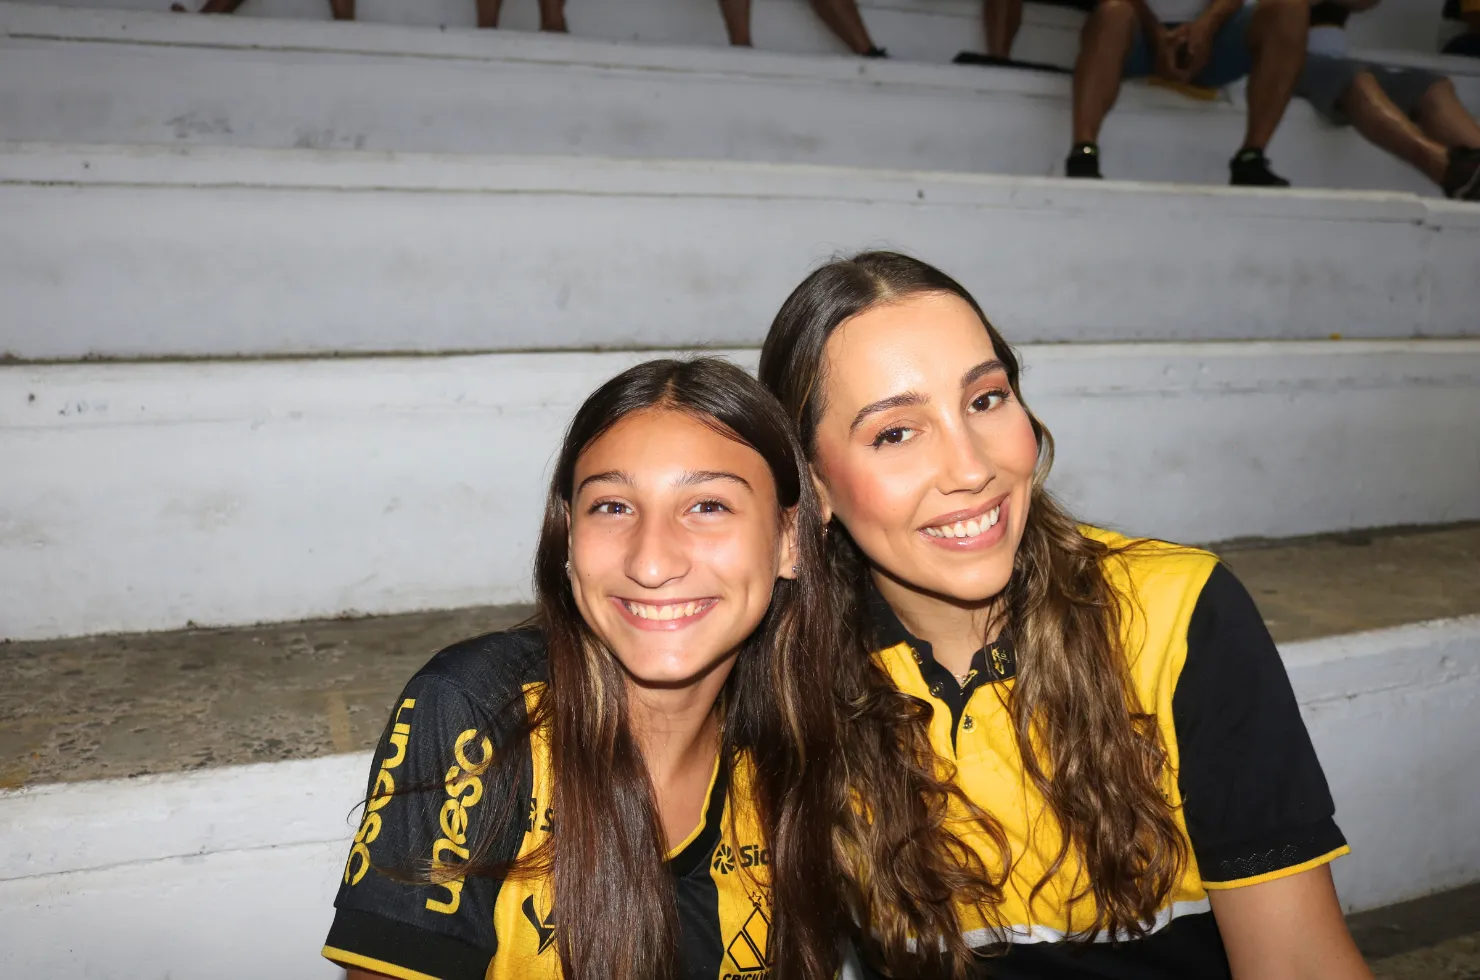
[1337,71,1383,116]
[1084,0,1138,42]
[1251,0,1309,42]
[1417,76,1459,115]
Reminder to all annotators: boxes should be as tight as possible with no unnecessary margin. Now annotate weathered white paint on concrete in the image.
[3,341,1477,641]
[1,0,1453,66]
[3,141,1477,361]
[2,1,1470,196]
[2,615,1474,977]
[1285,617,1480,908]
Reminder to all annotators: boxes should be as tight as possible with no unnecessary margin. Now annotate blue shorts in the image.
[1123,5,1255,89]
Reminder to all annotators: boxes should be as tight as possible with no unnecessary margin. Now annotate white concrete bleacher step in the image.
[4,340,1479,641]
[1,1,1471,197]
[4,0,1455,68]
[3,139,1477,362]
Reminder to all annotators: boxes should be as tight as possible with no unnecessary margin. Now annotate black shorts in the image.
[1297,54,1443,125]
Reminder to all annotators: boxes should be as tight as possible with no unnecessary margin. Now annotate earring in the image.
[565,560,571,574]
[791,563,798,575]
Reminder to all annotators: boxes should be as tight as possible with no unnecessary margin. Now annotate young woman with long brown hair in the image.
[759,252,1373,979]
[322,357,1000,980]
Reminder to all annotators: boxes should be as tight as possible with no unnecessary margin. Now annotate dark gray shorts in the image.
[1297,54,1444,125]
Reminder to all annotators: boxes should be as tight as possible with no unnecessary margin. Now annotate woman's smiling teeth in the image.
[923,505,1001,539]
[622,599,714,621]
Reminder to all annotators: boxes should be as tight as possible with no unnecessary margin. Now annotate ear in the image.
[777,505,801,581]
[563,502,575,576]
[810,467,833,526]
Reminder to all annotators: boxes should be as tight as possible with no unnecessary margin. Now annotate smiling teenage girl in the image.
[323,357,998,980]
[759,253,1372,980]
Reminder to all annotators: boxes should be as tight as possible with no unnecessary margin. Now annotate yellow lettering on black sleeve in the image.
[426,727,493,915]
[344,698,416,886]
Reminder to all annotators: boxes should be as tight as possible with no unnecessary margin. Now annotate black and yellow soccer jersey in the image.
[323,629,775,980]
[868,526,1348,979]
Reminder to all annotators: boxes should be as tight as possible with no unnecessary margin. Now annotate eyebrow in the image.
[849,392,927,434]
[677,469,753,492]
[848,358,1010,435]
[576,469,633,496]
[961,358,1007,388]
[575,468,752,495]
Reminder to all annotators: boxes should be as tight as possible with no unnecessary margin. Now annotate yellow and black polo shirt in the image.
[323,629,775,980]
[868,527,1348,979]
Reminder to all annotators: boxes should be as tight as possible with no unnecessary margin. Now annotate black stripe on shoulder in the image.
[325,909,492,980]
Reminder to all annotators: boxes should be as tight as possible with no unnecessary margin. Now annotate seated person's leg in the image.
[1328,66,1450,186]
[329,0,353,20]
[1212,0,1307,185]
[1067,0,1147,178]
[476,0,501,29]
[718,0,753,46]
[809,0,883,56]
[1415,77,1480,150]
[984,0,1024,59]
[1413,75,1480,198]
[539,0,567,32]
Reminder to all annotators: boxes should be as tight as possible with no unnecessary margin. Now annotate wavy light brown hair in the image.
[387,357,1004,980]
[758,252,1189,942]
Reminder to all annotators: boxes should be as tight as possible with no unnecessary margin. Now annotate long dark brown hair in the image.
[758,252,1189,942]
[393,356,1002,980]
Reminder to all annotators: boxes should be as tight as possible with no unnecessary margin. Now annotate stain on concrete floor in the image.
[1370,934,1480,979]
[1,524,1476,789]
[1214,522,1480,643]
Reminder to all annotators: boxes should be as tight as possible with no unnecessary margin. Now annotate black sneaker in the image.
[862,46,888,58]
[1065,142,1102,179]
[1442,147,1480,200]
[1229,148,1290,187]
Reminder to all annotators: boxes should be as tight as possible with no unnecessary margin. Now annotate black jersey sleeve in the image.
[324,638,537,980]
[1172,564,1349,889]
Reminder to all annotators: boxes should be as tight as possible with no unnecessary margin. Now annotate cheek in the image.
[694,527,777,590]
[996,411,1041,479]
[821,453,921,539]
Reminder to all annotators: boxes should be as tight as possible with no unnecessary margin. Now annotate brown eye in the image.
[970,390,1009,413]
[872,426,915,448]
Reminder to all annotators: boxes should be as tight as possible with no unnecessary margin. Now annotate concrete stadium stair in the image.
[2,0,1454,66]
[3,140,1478,361]
[2,2,1476,195]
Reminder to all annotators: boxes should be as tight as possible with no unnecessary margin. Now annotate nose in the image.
[624,511,691,589]
[935,419,994,495]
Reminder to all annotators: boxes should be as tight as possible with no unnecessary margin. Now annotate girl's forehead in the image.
[573,409,777,493]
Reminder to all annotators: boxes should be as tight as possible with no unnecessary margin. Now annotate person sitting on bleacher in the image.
[173,0,568,33]
[1441,0,1480,58]
[716,0,888,57]
[1298,1,1480,199]
[1068,0,1309,185]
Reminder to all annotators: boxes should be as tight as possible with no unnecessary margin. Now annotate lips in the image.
[918,494,1011,549]
[922,503,1001,540]
[610,596,719,631]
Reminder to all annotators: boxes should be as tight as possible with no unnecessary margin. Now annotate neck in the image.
[625,656,734,797]
[872,568,1005,674]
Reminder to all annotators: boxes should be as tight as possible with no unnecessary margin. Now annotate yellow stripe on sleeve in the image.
[1200,845,1351,891]
[1462,0,1480,14]
[322,945,444,980]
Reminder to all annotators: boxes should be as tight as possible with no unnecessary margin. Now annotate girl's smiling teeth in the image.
[621,598,717,621]
[922,504,1001,539]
